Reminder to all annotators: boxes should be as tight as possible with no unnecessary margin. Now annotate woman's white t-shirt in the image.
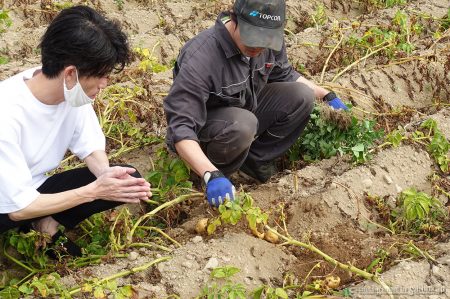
[0,68,105,213]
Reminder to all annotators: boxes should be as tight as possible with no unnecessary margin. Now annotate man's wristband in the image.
[323,91,337,102]
[203,170,225,184]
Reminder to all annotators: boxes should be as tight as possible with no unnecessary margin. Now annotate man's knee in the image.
[203,109,258,165]
[225,110,258,153]
[289,83,315,116]
[114,164,142,178]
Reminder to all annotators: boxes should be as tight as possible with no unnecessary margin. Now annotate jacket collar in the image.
[214,12,241,59]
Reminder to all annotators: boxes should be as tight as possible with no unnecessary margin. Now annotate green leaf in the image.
[351,143,365,152]
[342,288,352,297]
[0,287,20,299]
[18,284,33,295]
[366,258,381,272]
[274,288,288,299]
[211,266,240,279]
[252,286,265,299]
[402,188,417,197]
[105,280,117,291]
[221,210,232,223]
[0,56,8,64]
[94,286,105,298]
[246,214,257,231]
[211,268,226,278]
[115,293,126,299]
[417,199,430,215]
[405,205,416,221]
[82,283,93,292]
[415,205,425,220]
[120,286,135,296]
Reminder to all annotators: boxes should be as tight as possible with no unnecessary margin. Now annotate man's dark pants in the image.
[199,82,314,176]
[0,165,141,233]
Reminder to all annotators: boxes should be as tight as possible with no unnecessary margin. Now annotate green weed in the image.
[206,192,268,237]
[339,9,423,66]
[77,213,112,256]
[80,279,136,299]
[253,285,290,299]
[366,188,448,236]
[95,83,162,159]
[197,266,246,299]
[113,0,124,10]
[365,249,389,274]
[134,46,169,73]
[392,188,447,235]
[0,9,12,64]
[6,230,50,269]
[289,105,383,164]
[146,147,192,203]
[0,9,12,34]
[420,119,450,173]
[440,7,450,30]
[0,272,71,299]
[0,272,136,299]
[198,266,293,299]
[311,4,327,29]
[364,0,407,10]
[384,119,450,173]
[0,56,9,65]
[51,1,73,10]
[197,265,326,299]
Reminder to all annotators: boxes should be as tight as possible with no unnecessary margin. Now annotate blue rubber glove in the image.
[203,170,236,207]
[324,92,349,110]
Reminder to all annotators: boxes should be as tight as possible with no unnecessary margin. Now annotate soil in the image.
[1,0,450,298]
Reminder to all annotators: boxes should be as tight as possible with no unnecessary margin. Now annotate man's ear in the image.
[62,65,77,88]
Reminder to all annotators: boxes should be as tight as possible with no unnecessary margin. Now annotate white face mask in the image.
[63,69,94,107]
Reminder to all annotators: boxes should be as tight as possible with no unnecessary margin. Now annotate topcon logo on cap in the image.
[248,10,281,21]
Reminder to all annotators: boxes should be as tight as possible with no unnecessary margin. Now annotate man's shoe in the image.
[47,231,82,259]
[239,159,277,183]
[18,223,33,233]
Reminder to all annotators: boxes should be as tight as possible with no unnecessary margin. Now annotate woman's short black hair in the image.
[40,5,131,78]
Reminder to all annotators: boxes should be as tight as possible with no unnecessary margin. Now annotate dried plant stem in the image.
[137,226,182,247]
[407,241,436,263]
[331,43,393,83]
[69,256,171,295]
[265,225,393,298]
[320,33,344,84]
[320,83,376,108]
[128,192,203,243]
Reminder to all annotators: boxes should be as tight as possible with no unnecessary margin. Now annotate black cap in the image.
[234,0,286,51]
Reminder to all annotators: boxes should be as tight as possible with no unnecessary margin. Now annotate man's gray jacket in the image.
[164,12,301,151]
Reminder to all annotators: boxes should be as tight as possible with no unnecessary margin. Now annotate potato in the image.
[195,218,209,234]
[251,227,265,239]
[324,275,340,289]
[264,229,279,243]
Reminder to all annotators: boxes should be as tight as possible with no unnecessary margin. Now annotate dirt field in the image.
[1,0,450,298]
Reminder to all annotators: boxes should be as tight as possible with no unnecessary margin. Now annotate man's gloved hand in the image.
[324,91,349,110]
[203,170,235,207]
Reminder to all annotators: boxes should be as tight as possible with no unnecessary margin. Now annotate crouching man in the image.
[0,5,152,257]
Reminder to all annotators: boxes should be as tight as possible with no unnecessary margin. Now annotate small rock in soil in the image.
[128,251,139,261]
[362,178,373,188]
[383,174,393,184]
[192,236,203,243]
[204,257,219,270]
